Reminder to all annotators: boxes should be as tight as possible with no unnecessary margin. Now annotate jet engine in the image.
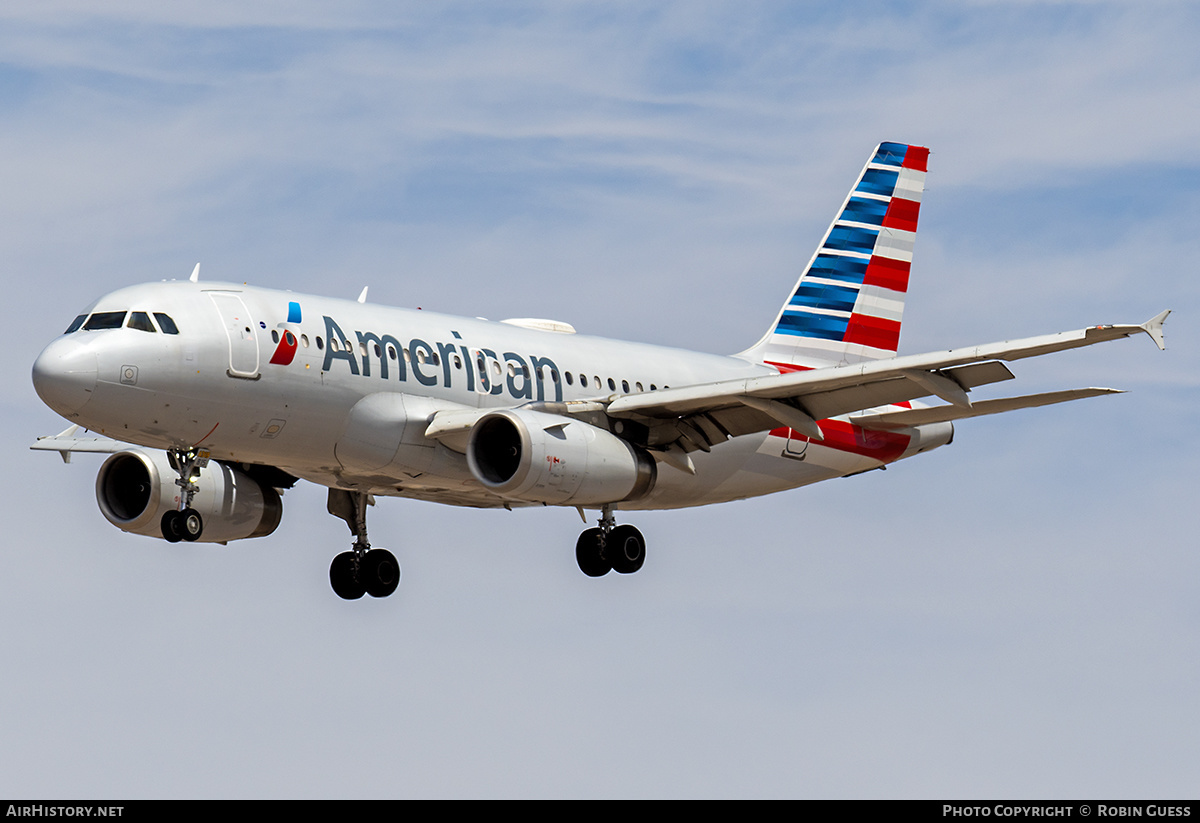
[466,409,656,505]
[95,449,283,543]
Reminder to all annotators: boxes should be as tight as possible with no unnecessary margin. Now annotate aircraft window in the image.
[621,379,629,392]
[551,369,559,384]
[507,363,515,377]
[417,349,426,364]
[373,343,381,358]
[580,374,588,388]
[286,332,297,347]
[388,345,397,360]
[593,375,600,388]
[301,335,309,348]
[84,311,127,331]
[271,330,280,344]
[316,337,324,350]
[403,348,410,362]
[330,338,340,352]
[565,371,574,386]
[493,361,501,377]
[360,342,368,357]
[636,382,643,392]
[522,365,529,378]
[64,315,86,334]
[453,354,462,369]
[153,313,179,335]
[607,378,616,391]
[128,312,155,332]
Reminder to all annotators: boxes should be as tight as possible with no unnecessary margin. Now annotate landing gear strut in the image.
[327,489,400,600]
[575,505,646,577]
[160,447,208,543]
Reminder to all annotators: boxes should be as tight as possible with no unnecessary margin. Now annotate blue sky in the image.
[3,1,1198,798]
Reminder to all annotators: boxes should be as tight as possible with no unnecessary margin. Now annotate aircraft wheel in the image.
[179,508,203,542]
[362,548,401,598]
[575,528,611,577]
[609,525,646,574]
[160,510,184,543]
[330,551,366,600]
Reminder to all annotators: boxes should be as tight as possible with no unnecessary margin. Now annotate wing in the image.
[30,425,128,463]
[420,312,1167,467]
[603,312,1169,453]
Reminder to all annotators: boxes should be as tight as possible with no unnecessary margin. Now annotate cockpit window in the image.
[154,313,179,335]
[83,311,127,331]
[128,312,155,332]
[64,315,86,334]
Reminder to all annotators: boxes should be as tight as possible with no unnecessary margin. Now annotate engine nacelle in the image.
[466,409,656,505]
[96,449,283,543]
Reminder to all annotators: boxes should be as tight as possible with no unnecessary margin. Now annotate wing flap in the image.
[943,360,1015,390]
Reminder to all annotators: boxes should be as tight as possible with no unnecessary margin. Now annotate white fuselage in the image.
[32,280,950,510]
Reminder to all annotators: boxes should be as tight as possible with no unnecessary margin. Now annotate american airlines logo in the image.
[268,300,302,366]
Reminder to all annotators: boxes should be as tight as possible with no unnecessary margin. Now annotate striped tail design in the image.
[742,142,928,371]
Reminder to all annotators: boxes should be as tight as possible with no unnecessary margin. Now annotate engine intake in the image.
[96,450,283,543]
[466,409,656,505]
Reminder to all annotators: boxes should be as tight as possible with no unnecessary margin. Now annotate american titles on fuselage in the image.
[318,314,567,403]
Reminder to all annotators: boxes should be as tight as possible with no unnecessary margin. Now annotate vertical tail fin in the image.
[740,142,928,371]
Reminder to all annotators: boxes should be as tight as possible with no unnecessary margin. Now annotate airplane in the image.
[30,141,1170,600]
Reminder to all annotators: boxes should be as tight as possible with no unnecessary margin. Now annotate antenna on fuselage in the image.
[357,286,368,304]
[189,263,200,283]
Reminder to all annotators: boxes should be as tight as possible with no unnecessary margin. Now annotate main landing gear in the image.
[160,448,208,543]
[326,489,400,600]
[575,505,646,577]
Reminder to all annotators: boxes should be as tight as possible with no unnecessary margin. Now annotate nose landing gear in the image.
[327,489,400,600]
[575,505,646,577]
[161,448,208,542]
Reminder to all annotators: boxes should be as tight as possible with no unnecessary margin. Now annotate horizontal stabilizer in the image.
[850,388,1123,430]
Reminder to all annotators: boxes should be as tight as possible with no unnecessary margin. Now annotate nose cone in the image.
[32,337,98,417]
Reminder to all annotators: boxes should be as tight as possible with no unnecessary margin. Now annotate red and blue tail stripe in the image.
[742,141,928,370]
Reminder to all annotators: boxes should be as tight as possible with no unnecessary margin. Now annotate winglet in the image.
[190,263,200,283]
[1140,309,1170,351]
